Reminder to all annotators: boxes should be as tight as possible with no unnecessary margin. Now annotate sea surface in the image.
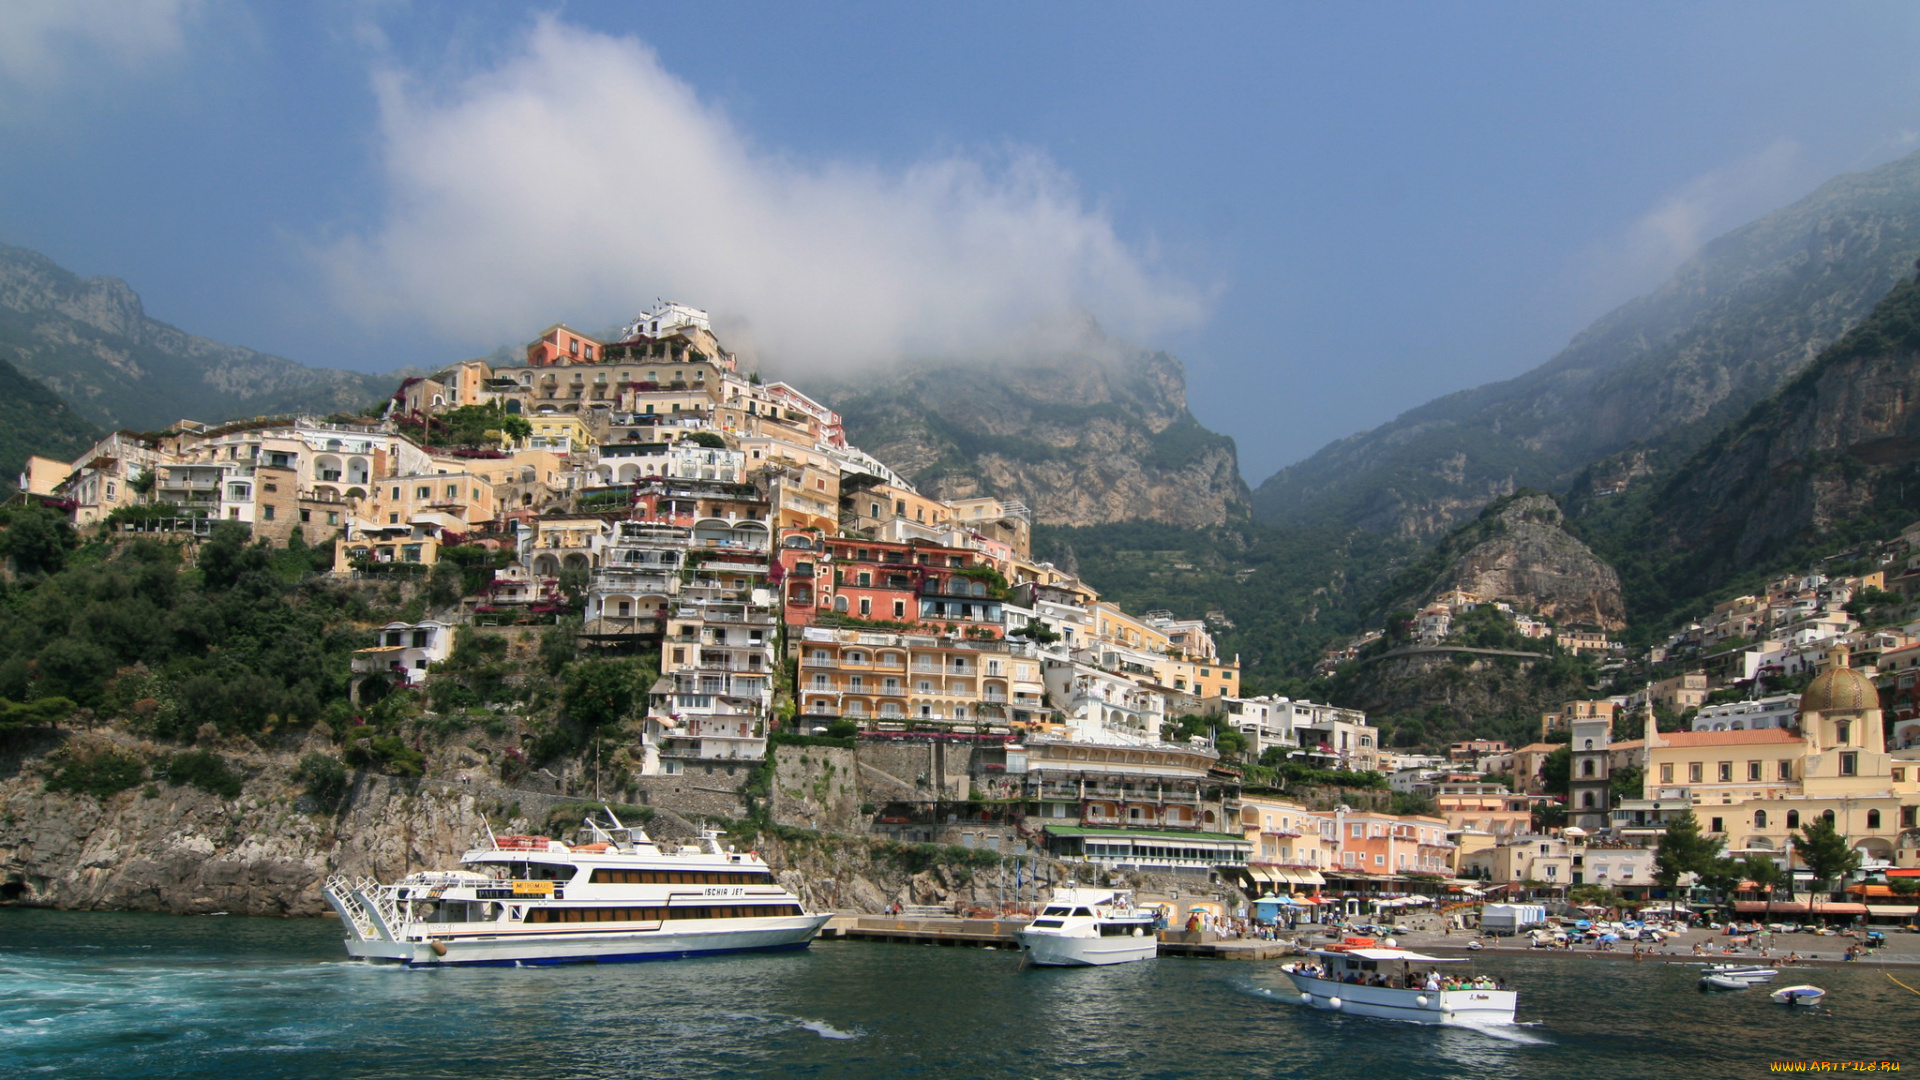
[1,908,1912,1079]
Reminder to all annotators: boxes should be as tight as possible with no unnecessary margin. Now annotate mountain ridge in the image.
[0,243,406,432]
[1252,148,1920,539]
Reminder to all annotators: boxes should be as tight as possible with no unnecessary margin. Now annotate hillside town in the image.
[11,303,1920,923]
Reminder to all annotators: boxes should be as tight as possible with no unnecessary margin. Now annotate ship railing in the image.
[323,874,378,941]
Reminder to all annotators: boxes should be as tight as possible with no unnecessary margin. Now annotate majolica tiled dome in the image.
[1801,649,1878,714]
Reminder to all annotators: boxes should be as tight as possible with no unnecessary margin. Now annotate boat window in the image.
[589,869,779,886]
[1072,908,1096,917]
[1041,906,1072,916]
[524,904,803,923]
[524,863,576,881]
[1028,919,1064,928]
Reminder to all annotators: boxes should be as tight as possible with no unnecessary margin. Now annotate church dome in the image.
[1800,646,1879,714]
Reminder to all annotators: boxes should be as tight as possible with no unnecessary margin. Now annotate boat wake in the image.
[795,1019,860,1040]
[1449,1021,1550,1045]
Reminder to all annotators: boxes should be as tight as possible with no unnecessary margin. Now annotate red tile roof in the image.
[1652,728,1801,747]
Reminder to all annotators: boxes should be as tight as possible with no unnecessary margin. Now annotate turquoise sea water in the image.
[1,908,1912,1080]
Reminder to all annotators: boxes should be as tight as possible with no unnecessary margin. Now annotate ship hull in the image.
[1015,930,1157,967]
[1282,969,1516,1026]
[342,915,832,967]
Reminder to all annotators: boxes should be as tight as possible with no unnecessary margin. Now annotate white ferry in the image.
[1281,943,1517,1026]
[321,814,830,967]
[1013,887,1159,966]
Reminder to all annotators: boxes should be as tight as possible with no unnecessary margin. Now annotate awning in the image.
[1732,901,1870,916]
[1866,904,1919,917]
[1246,866,1282,885]
[1282,868,1327,886]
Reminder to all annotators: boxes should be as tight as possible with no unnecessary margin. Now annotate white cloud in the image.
[1584,140,1810,299]
[0,0,200,98]
[320,16,1206,373]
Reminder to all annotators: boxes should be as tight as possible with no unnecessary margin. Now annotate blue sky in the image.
[3,2,1918,483]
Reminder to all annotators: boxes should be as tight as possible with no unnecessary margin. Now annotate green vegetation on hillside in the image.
[1034,519,1416,690]
[0,356,98,497]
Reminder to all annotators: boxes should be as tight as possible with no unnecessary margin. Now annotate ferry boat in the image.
[1014,887,1159,966]
[1281,944,1517,1026]
[320,814,830,966]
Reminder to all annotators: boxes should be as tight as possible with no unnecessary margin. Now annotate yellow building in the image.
[1641,646,1920,866]
[1237,793,1330,894]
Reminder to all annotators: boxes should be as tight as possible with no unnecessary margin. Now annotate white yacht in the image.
[321,814,830,967]
[1014,887,1159,966]
[1282,945,1517,1026]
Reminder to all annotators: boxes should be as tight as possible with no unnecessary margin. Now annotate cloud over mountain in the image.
[320,16,1205,372]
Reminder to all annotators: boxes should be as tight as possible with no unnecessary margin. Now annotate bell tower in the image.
[1568,712,1613,832]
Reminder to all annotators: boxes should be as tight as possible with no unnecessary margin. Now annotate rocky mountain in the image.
[1402,493,1626,631]
[0,243,403,432]
[1579,262,1920,621]
[809,326,1249,528]
[0,356,97,496]
[1253,147,1920,539]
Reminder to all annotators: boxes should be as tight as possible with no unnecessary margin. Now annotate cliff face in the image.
[1613,268,1920,590]
[0,243,404,431]
[1425,494,1626,630]
[1253,147,1920,538]
[811,329,1249,528]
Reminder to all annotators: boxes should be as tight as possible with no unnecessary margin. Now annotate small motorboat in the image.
[1699,974,1751,992]
[1464,939,1483,951]
[1702,963,1777,984]
[1771,985,1826,1006]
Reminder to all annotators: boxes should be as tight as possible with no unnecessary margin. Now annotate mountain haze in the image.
[1253,148,1920,539]
[813,329,1249,528]
[0,244,404,432]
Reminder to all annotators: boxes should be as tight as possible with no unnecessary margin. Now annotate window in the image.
[1689,762,1703,784]
[859,598,871,617]
[1896,768,1907,783]
[447,484,458,499]
[1709,816,1723,832]
[262,505,275,520]
[1839,752,1857,777]
[1581,759,1595,777]
[1748,761,1762,781]
[328,511,340,526]
[1717,762,1732,783]
[894,600,905,618]
[1905,806,1918,829]
[1866,809,1881,830]
[1836,720,1851,744]
[1350,823,1363,838]
[1660,763,1674,784]
[300,509,310,523]
[1778,760,1792,781]
[1754,809,1767,829]
[1786,810,1799,829]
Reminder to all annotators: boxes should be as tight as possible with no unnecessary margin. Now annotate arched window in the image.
[1754,809,1767,829]
[833,595,849,613]
[1584,739,1594,750]
[1786,810,1800,829]
[1581,760,1596,777]
[1836,719,1852,744]
[1580,791,1595,808]
[1867,809,1881,830]
[1822,809,1835,824]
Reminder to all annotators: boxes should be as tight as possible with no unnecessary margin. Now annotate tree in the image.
[1653,810,1724,887]
[1608,764,1643,807]
[1540,746,1572,797]
[1698,856,1744,907]
[0,696,76,742]
[1888,875,1920,898]
[562,659,638,730]
[1741,853,1787,895]
[685,432,727,449]
[1,507,75,576]
[1796,815,1861,893]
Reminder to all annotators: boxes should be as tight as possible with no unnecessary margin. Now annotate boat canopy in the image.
[1312,947,1467,963]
